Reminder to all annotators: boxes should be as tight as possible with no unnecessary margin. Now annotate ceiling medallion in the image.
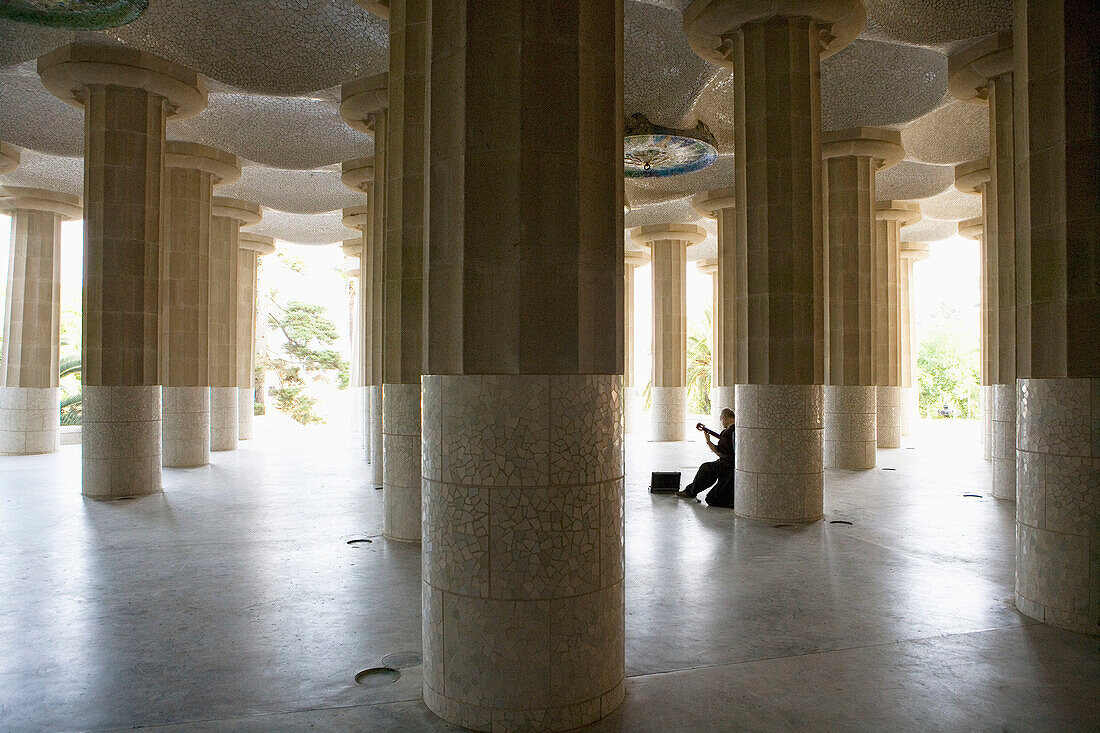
[624,113,717,178]
[1,0,148,30]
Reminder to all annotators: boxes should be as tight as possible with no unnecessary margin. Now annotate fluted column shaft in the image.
[209,202,249,452]
[623,252,648,433]
[1012,0,1099,637]
[899,242,930,436]
[873,214,903,448]
[0,189,80,454]
[692,188,737,423]
[236,233,274,441]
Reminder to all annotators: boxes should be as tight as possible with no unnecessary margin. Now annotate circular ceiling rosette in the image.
[625,134,717,178]
[1,1,148,30]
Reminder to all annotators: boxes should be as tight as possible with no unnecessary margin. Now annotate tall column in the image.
[341,237,365,441]
[340,73,387,489]
[686,0,865,522]
[342,156,375,460]
[237,234,274,440]
[822,128,904,468]
[956,159,993,458]
[899,241,931,434]
[160,142,240,467]
[210,197,259,451]
[623,250,649,434]
[695,258,721,421]
[382,0,427,542]
[629,224,706,441]
[38,44,207,498]
[423,2,624,729]
[1013,0,1099,636]
[692,187,736,422]
[0,187,81,455]
[950,32,1017,500]
[873,200,920,449]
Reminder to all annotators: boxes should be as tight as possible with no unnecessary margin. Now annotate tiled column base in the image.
[162,386,209,468]
[422,374,625,731]
[382,382,421,542]
[1015,378,1099,636]
[901,386,914,436]
[82,385,161,498]
[735,384,824,522]
[824,385,877,469]
[991,383,1016,501]
[369,385,382,486]
[712,384,736,425]
[981,385,992,460]
[209,387,238,452]
[624,386,642,434]
[650,385,686,441]
[876,385,902,448]
[238,386,254,440]
[0,386,59,455]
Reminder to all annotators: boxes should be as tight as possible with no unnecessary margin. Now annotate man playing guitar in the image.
[677,407,735,504]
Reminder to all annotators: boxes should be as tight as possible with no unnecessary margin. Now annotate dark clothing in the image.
[685,425,735,507]
[714,425,735,462]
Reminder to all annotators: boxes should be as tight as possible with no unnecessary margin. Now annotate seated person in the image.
[677,407,735,502]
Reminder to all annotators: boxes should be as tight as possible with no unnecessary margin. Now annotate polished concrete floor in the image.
[1,418,1097,732]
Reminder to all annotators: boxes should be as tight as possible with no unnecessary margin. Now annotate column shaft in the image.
[209,214,240,451]
[369,109,386,486]
[651,238,687,441]
[874,216,903,448]
[623,258,642,433]
[236,248,258,439]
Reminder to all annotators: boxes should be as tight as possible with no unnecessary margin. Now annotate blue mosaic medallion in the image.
[1,0,147,29]
[624,134,718,178]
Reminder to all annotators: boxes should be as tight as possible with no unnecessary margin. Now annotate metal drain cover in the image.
[829,520,853,525]
[347,538,373,545]
[355,667,400,686]
[381,651,423,669]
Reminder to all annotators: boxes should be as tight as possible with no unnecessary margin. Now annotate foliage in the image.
[261,298,349,425]
[58,354,83,425]
[917,315,980,419]
[277,251,306,274]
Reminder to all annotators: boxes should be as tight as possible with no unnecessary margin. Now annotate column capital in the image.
[342,204,371,232]
[821,127,904,170]
[684,0,865,65]
[211,196,262,226]
[629,223,707,247]
[948,31,1013,104]
[37,44,207,119]
[238,233,275,255]
[0,141,18,174]
[342,238,364,259]
[696,257,718,275]
[341,156,375,194]
[624,250,651,268]
[340,72,388,133]
[691,187,736,218]
[874,200,922,225]
[958,216,983,240]
[954,157,991,194]
[0,186,82,220]
[166,141,241,185]
[901,242,932,262]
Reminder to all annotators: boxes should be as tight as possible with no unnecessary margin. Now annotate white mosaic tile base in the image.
[991,383,1016,501]
[876,386,902,448]
[713,384,736,425]
[161,386,210,468]
[735,384,824,522]
[1015,378,1099,636]
[650,385,686,441]
[369,384,382,486]
[0,386,59,455]
[209,386,238,452]
[824,385,877,469]
[82,385,162,498]
[383,382,421,542]
[981,385,992,460]
[421,373,625,731]
[238,386,254,440]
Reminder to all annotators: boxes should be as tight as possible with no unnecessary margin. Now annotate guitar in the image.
[695,422,721,440]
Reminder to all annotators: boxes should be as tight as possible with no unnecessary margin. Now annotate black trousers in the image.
[686,458,733,497]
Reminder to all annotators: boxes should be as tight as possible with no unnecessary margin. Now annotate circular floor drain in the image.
[374,487,383,491]
[881,467,897,471]
[355,667,400,686]
[963,493,982,498]
[381,651,422,669]
[347,538,373,545]
[830,520,853,525]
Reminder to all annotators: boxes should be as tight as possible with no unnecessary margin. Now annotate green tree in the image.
[261,298,349,424]
[917,320,980,419]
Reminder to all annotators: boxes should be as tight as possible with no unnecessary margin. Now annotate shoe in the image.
[676,486,696,498]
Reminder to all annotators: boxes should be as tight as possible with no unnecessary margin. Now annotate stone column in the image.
[341,237,365,441]
[629,224,707,442]
[342,157,375,459]
[237,233,274,440]
[822,129,904,468]
[899,241,931,433]
[695,258,721,422]
[0,187,81,455]
[210,196,259,451]
[686,0,864,522]
[340,73,387,489]
[692,187,736,422]
[623,250,649,434]
[872,200,920,449]
[38,44,206,498]
[160,142,240,467]
[382,0,427,543]
[951,32,1017,500]
[423,2,624,729]
[1012,0,1099,636]
[956,159,993,458]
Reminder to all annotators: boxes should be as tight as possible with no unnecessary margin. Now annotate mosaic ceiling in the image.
[0,0,1012,245]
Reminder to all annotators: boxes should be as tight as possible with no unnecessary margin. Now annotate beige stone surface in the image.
[236,233,272,441]
[161,386,209,468]
[873,201,910,450]
[624,251,649,434]
[0,141,18,174]
[692,188,736,393]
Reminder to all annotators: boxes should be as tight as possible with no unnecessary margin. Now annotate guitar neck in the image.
[700,426,721,439]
